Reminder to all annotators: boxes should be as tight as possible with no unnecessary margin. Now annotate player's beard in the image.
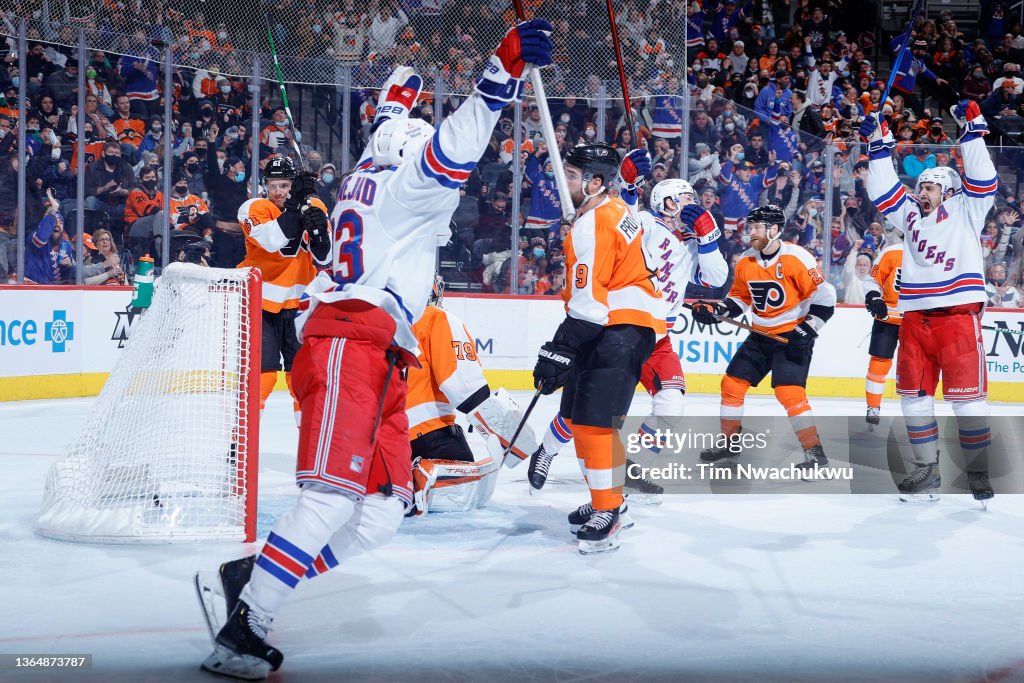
[749,234,768,251]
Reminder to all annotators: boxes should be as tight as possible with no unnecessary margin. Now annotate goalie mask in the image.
[650,178,696,217]
[370,117,434,168]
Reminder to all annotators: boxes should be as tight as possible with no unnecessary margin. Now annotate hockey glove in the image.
[301,205,332,267]
[783,321,818,362]
[277,207,304,243]
[679,204,721,246]
[691,300,729,325]
[533,341,575,395]
[373,65,423,128]
[618,148,651,193]
[290,172,318,205]
[950,100,988,142]
[858,113,895,160]
[865,290,888,321]
[475,19,553,110]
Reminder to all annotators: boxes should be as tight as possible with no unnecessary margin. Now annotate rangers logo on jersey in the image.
[748,280,787,311]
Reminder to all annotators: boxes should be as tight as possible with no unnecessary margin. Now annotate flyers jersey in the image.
[169,193,210,232]
[406,305,488,439]
[866,243,904,324]
[238,196,327,313]
[727,242,837,333]
[563,195,664,334]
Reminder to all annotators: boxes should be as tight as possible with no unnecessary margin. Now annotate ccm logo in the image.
[539,349,571,364]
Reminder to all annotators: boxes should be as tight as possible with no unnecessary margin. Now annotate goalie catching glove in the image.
[475,19,554,110]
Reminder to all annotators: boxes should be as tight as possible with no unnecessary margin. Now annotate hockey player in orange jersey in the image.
[691,204,837,470]
[406,275,538,514]
[237,156,331,426]
[532,142,662,555]
[863,226,904,430]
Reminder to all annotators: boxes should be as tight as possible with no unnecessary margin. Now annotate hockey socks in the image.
[776,385,821,450]
[574,424,624,511]
[719,375,750,438]
[865,356,892,410]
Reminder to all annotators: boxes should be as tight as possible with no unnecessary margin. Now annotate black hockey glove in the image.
[865,291,888,321]
[783,321,818,362]
[290,172,318,205]
[691,300,728,326]
[302,205,332,266]
[533,342,575,395]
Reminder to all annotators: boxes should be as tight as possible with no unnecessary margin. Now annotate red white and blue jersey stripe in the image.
[867,134,996,313]
[297,95,502,355]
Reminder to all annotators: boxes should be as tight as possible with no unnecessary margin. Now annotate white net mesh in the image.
[37,264,260,543]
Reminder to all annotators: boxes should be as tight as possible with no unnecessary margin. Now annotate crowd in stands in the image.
[0,0,1022,306]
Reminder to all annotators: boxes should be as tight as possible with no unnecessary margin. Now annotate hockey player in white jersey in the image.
[527,150,728,496]
[861,100,997,505]
[196,21,554,680]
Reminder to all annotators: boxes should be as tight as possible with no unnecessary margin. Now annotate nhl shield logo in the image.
[350,455,365,473]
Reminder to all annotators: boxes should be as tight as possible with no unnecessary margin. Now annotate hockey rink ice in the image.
[2,391,1023,683]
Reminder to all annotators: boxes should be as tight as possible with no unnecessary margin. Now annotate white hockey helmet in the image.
[650,178,696,217]
[371,117,434,168]
[914,166,962,198]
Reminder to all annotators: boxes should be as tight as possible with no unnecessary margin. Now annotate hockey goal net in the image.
[37,264,262,543]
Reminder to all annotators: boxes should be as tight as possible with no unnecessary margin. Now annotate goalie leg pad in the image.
[413,457,500,514]
[468,388,539,467]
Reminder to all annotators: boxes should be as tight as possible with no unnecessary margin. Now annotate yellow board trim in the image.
[0,369,1019,403]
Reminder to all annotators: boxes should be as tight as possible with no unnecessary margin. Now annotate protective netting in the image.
[37,264,259,543]
[7,0,687,91]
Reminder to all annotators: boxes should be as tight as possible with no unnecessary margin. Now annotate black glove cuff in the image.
[808,303,834,324]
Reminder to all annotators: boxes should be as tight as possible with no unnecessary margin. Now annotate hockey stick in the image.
[682,302,790,343]
[983,325,1024,336]
[510,0,575,223]
[262,8,304,162]
[604,0,635,150]
[502,388,542,461]
[878,0,926,119]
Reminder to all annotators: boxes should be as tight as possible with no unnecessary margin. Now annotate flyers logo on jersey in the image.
[748,281,787,312]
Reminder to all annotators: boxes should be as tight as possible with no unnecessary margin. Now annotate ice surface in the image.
[2,392,1023,682]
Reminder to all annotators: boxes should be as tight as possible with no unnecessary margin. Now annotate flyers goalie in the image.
[406,276,539,515]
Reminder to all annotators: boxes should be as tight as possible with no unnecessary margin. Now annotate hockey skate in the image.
[795,444,828,480]
[865,406,880,430]
[528,445,555,491]
[967,470,994,510]
[576,508,622,555]
[700,443,741,464]
[624,458,664,505]
[897,461,941,503]
[195,555,255,643]
[568,501,633,534]
[201,601,283,681]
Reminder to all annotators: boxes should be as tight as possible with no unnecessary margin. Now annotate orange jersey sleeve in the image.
[123,190,162,225]
[868,244,904,324]
[728,243,835,333]
[238,197,324,312]
[406,306,487,440]
[563,196,664,333]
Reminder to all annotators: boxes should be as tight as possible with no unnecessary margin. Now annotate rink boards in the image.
[1,287,1022,401]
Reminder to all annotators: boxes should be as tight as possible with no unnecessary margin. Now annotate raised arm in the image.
[951,100,998,231]
[860,113,920,229]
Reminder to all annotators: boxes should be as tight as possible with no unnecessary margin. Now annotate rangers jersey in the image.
[639,210,729,334]
[298,95,501,354]
[563,195,664,333]
[406,305,487,439]
[866,135,996,313]
[727,242,837,333]
[865,242,904,323]
[238,196,327,312]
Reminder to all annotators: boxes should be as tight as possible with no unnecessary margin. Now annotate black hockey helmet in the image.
[564,142,619,186]
[265,156,296,179]
[747,204,786,231]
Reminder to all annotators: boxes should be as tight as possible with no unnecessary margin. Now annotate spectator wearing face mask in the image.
[524,154,562,242]
[315,163,340,211]
[962,65,994,104]
[179,151,208,198]
[992,63,1024,95]
[168,171,215,238]
[124,165,162,230]
[205,153,249,268]
[986,263,1022,307]
[84,141,135,222]
[755,69,794,136]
